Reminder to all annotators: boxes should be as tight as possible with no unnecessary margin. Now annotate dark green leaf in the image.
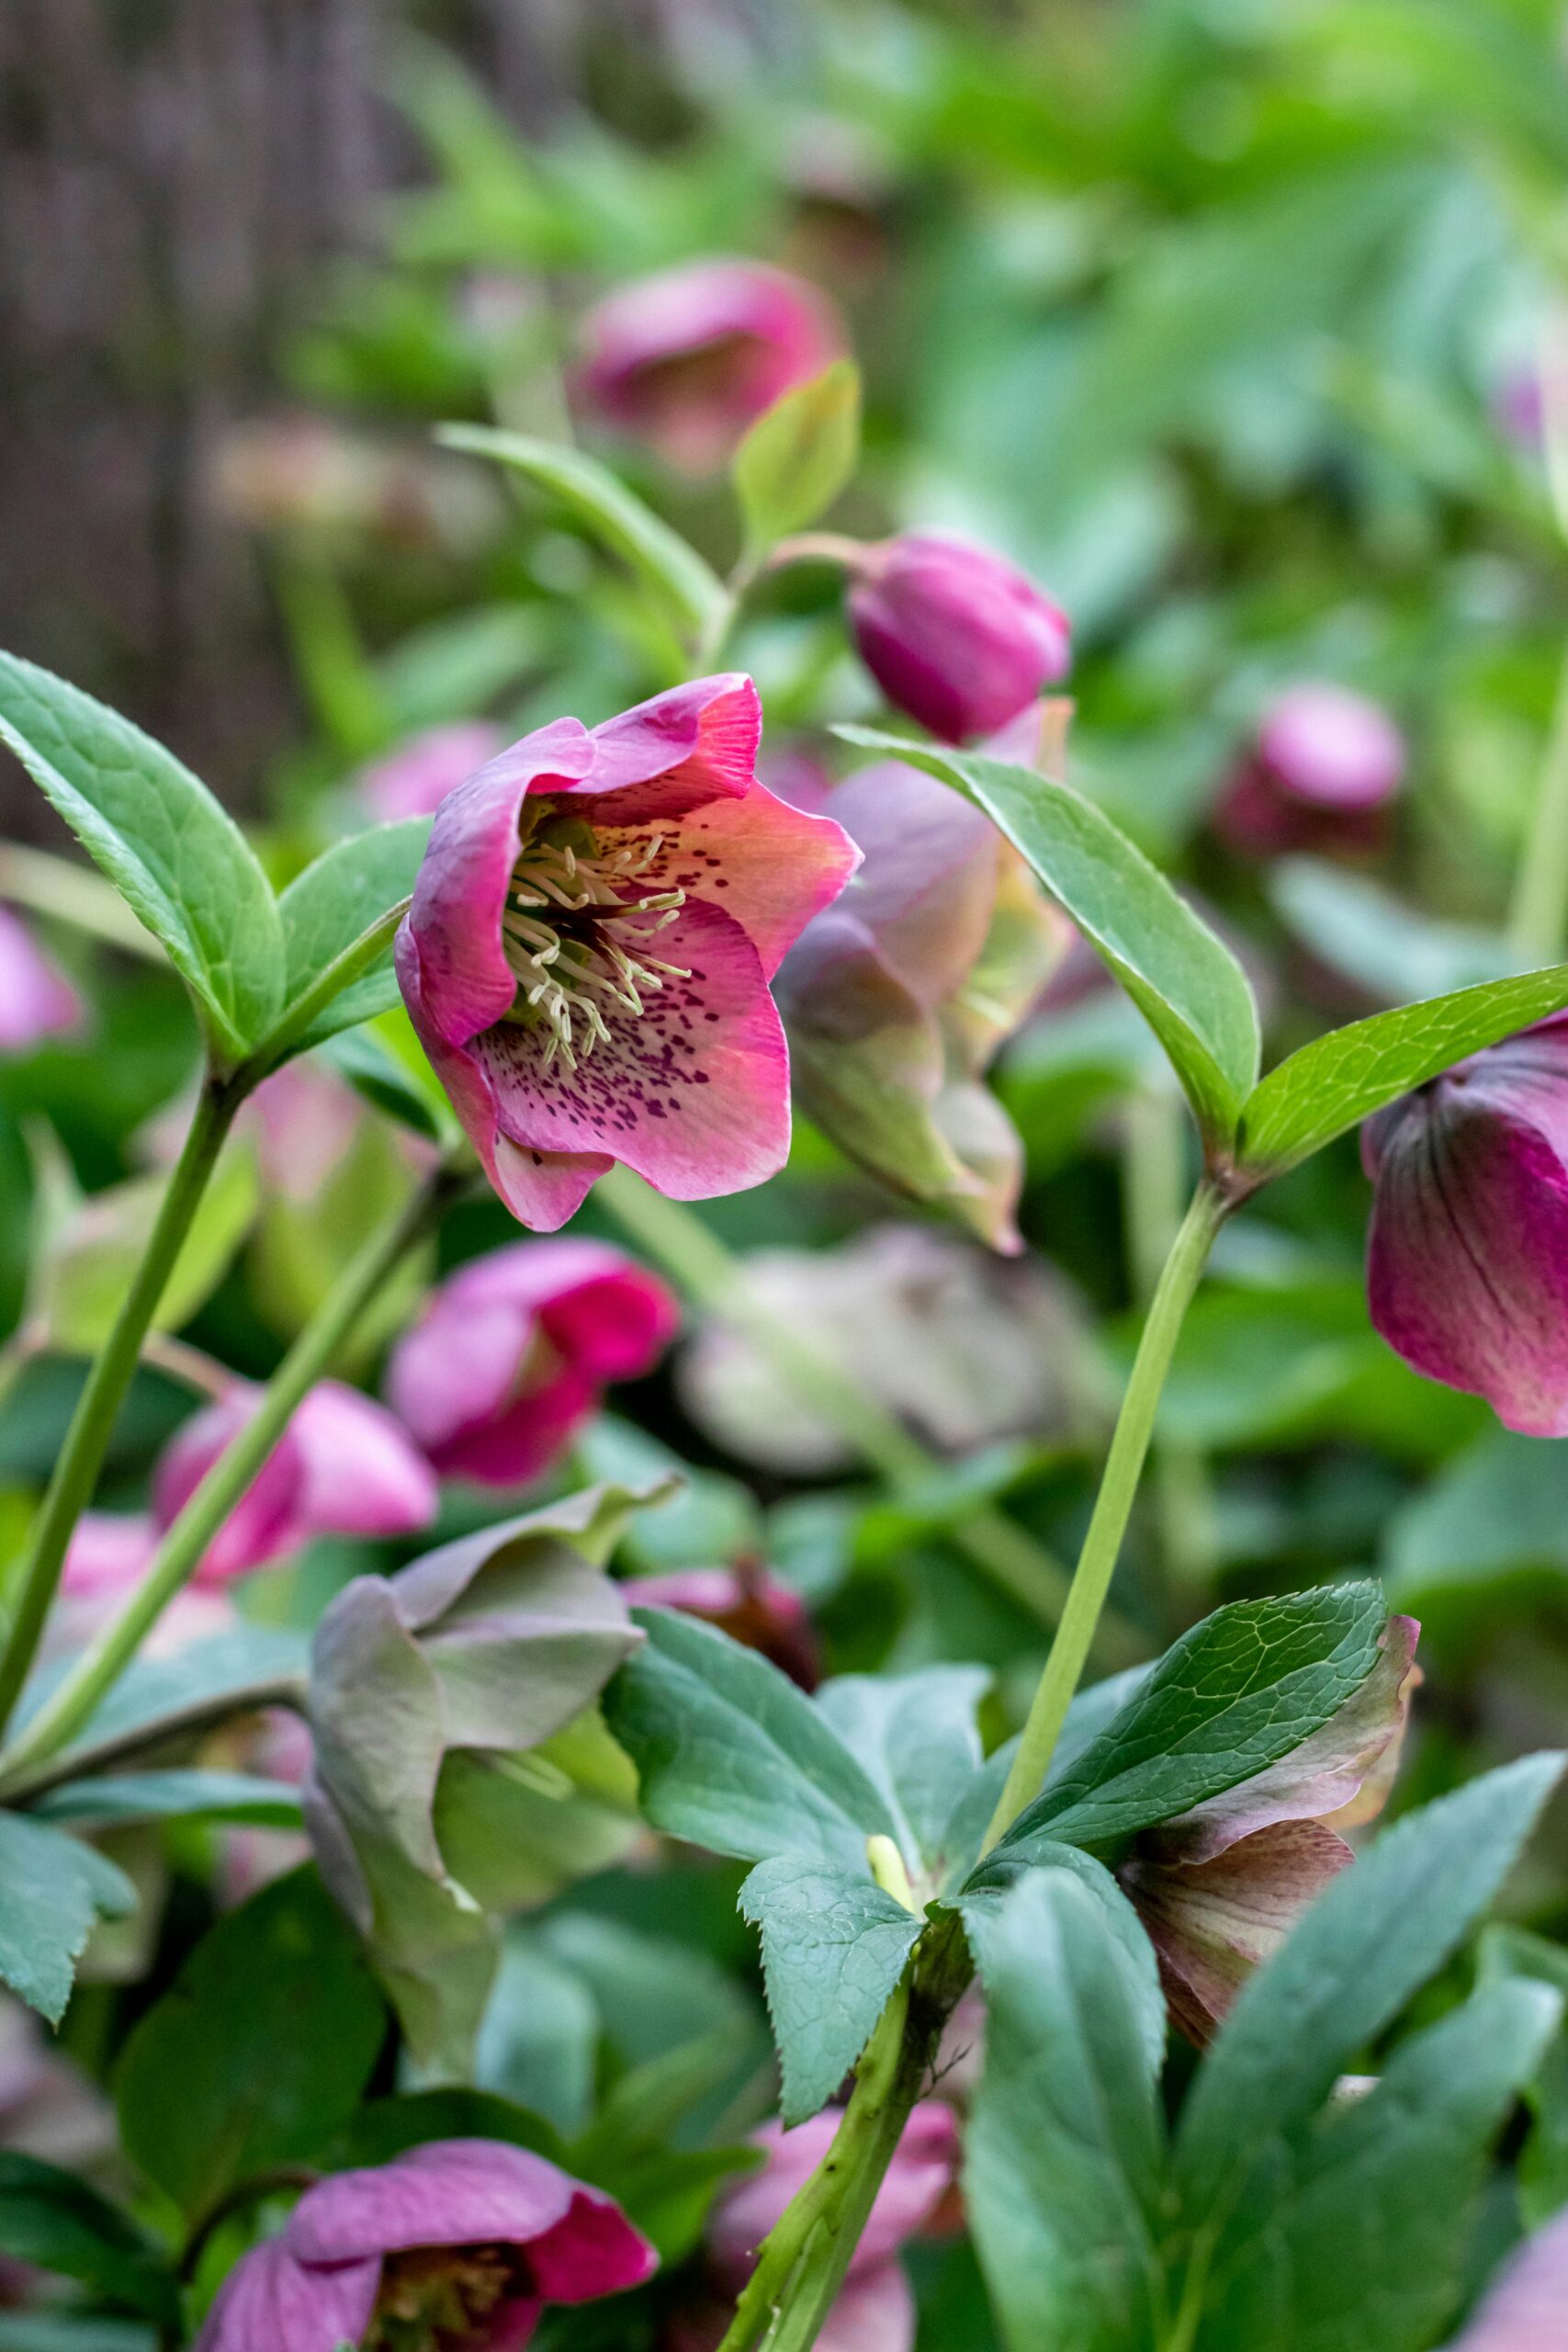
[739,1856,921,2125]
[313,1021,451,1143]
[0,653,284,1058]
[733,362,861,558]
[0,1815,134,2024]
[30,1770,304,1829]
[816,1667,989,1877]
[1478,1924,1568,2227]
[0,2156,176,2324]
[114,1865,387,2220]
[273,820,431,1054]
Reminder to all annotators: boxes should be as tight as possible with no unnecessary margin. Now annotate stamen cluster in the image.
[500,821,691,1072]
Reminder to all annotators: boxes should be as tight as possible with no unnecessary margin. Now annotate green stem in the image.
[593,1168,1128,1648]
[981,1178,1227,1850]
[0,1078,243,1736]
[1122,1088,1217,1595]
[0,842,167,961]
[1,1677,307,1807]
[0,1162,462,1783]
[1506,639,1568,964]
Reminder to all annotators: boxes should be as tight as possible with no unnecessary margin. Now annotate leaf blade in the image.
[739,1856,920,2126]
[733,362,861,559]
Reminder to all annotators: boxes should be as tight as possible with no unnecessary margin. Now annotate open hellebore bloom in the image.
[775,727,1070,1249]
[304,1487,648,2074]
[394,676,858,1232]
[845,536,1071,744]
[574,257,842,474]
[356,722,507,824]
[154,1379,437,1586]
[388,1238,678,1486]
[0,906,81,1051]
[1362,1015,1568,1435]
[196,2138,655,2352]
[1216,683,1406,858]
[1118,1615,1420,2044]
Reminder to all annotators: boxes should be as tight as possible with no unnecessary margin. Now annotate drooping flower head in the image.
[195,2138,655,2352]
[844,536,1071,744]
[394,676,859,1232]
[1362,1015,1568,1435]
[1216,683,1406,858]
[356,722,508,824]
[388,1238,678,1486]
[574,259,842,474]
[0,907,81,1051]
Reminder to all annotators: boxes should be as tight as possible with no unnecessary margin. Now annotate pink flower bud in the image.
[845,536,1070,744]
[1217,684,1406,857]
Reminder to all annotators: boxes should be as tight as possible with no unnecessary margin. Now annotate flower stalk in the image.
[1506,640,1568,966]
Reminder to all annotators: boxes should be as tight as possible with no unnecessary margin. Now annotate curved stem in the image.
[0,1077,243,1736]
[1506,639,1568,964]
[981,1178,1227,1851]
[1122,1087,1216,1597]
[0,1161,465,1784]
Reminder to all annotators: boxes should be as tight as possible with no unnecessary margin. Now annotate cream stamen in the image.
[501,825,694,1072]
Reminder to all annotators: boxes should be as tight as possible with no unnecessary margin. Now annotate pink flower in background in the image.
[845,536,1070,744]
[1119,1615,1420,2043]
[242,1062,368,1203]
[699,2104,958,2352]
[1446,2207,1568,2348]
[1362,1016,1568,1435]
[387,1238,678,1486]
[356,722,507,824]
[1216,684,1406,858]
[0,907,81,1051]
[630,1567,818,1689]
[153,1378,437,1585]
[394,675,858,1231]
[574,258,842,473]
[57,1513,232,1657]
[195,2138,655,2352]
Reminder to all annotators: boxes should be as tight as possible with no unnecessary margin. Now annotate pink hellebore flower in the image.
[387,1238,678,1486]
[195,2138,655,2352]
[704,2104,958,2352]
[845,536,1071,744]
[58,1514,232,1657]
[356,723,508,824]
[1217,683,1406,858]
[1446,2206,1568,2350]
[394,675,859,1232]
[154,1380,437,1586]
[0,907,81,1051]
[1119,1615,1420,2045]
[574,258,842,474]
[1362,1015,1568,1435]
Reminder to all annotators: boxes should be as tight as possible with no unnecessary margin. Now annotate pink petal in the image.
[712,2103,957,2285]
[193,2236,378,2352]
[387,1290,536,1461]
[1449,2208,1568,2349]
[0,906,82,1050]
[61,1511,158,1597]
[577,676,761,828]
[417,1363,597,1487]
[524,2181,660,2302]
[291,1381,438,1538]
[242,1064,363,1202]
[288,2141,576,2263]
[356,722,506,823]
[824,764,997,1006]
[1257,684,1406,810]
[817,2262,916,2352]
[152,1387,307,1585]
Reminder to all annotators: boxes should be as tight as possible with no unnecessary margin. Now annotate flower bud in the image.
[1217,683,1405,857]
[845,536,1070,743]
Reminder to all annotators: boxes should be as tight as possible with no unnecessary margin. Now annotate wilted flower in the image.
[1445,2205,1568,2349]
[387,1238,678,1486]
[1361,1016,1568,1435]
[628,1566,818,1688]
[1216,684,1406,858]
[195,2138,655,2352]
[844,537,1070,744]
[0,908,81,1051]
[394,675,858,1232]
[574,258,842,473]
[153,1378,437,1586]
[776,727,1070,1248]
[1118,1614,1420,2043]
[356,723,507,824]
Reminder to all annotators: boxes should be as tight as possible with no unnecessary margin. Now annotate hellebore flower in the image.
[574,258,842,474]
[304,1487,649,2074]
[195,2138,655,2352]
[387,1238,678,1487]
[154,1379,437,1586]
[844,536,1070,744]
[694,2104,958,2352]
[356,722,507,824]
[775,728,1070,1249]
[0,908,81,1051]
[1361,1015,1568,1435]
[1118,1614,1420,2044]
[627,1566,818,1688]
[394,675,858,1232]
[1445,2205,1568,2349]
[1216,683,1406,858]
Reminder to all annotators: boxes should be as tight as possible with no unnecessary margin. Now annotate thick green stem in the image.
[0,1078,242,1736]
[1506,641,1568,965]
[593,1167,1131,1647]
[0,1163,461,1783]
[1122,1088,1217,1594]
[982,1178,1227,1850]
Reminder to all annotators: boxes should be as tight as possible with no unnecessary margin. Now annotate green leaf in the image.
[0,1815,134,2024]
[36,1145,258,1355]
[816,1667,989,1879]
[1176,1755,1565,2220]
[837,731,1259,1145]
[733,362,861,559]
[0,653,284,1058]
[0,2155,176,2324]
[603,1608,894,1868]
[114,1865,387,2220]
[1384,1428,1568,1609]
[24,1625,309,1762]
[994,1584,1384,1856]
[272,819,432,1055]
[314,1015,453,1144]
[739,1855,921,2126]
[1193,1978,1562,2352]
[1478,1924,1568,2227]
[964,1863,1168,2352]
[437,425,724,640]
[30,1770,304,1828]
[1237,964,1568,1178]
